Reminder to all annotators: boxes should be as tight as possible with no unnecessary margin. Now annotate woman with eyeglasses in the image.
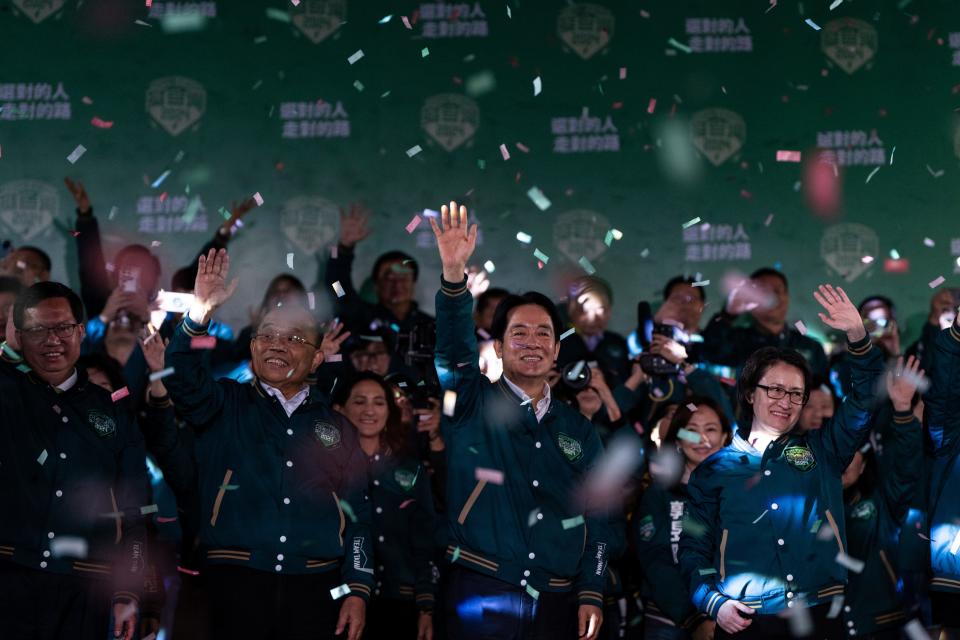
[678,285,884,639]
[333,372,438,640]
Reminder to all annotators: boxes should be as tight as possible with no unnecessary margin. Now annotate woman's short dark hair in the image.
[13,281,84,329]
[490,292,564,342]
[662,396,733,449]
[333,371,411,456]
[737,347,811,430]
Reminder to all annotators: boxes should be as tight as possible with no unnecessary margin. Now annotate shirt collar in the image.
[501,374,551,422]
[56,369,78,392]
[259,380,310,416]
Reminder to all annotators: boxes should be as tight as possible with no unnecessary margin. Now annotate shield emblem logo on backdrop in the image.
[690,109,746,167]
[421,94,480,152]
[553,210,611,264]
[280,196,339,256]
[821,18,878,74]
[11,0,65,24]
[146,76,207,136]
[557,3,615,60]
[0,180,59,241]
[821,223,879,282]
[291,0,346,44]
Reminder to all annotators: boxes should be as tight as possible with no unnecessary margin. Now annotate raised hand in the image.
[138,326,169,373]
[218,197,258,236]
[189,249,238,325]
[886,355,924,412]
[338,203,372,248]
[813,284,866,342]
[429,201,477,283]
[64,177,91,214]
[319,320,351,363]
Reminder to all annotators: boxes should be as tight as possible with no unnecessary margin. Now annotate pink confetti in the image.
[111,387,130,402]
[475,467,504,485]
[401,15,412,29]
[91,116,113,129]
[146,0,152,6]
[190,336,217,349]
[326,354,343,363]
[619,67,627,80]
[81,96,93,105]
[499,144,510,161]
[795,320,808,335]
[515,142,530,153]
[646,98,656,114]
[156,516,178,523]
[399,499,416,509]
[405,214,422,233]
[253,192,264,206]
[929,276,946,289]
[776,150,802,162]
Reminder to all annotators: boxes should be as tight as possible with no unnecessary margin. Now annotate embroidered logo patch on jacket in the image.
[783,445,817,471]
[314,421,341,449]
[557,433,583,462]
[87,410,116,437]
[637,515,656,542]
[850,499,877,521]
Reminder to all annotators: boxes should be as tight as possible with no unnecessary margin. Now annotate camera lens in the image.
[561,361,592,391]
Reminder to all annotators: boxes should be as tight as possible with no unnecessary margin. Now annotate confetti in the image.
[405,214,422,233]
[516,231,532,244]
[111,387,130,402]
[339,499,357,523]
[149,367,175,382]
[926,165,945,178]
[332,281,346,297]
[829,0,843,9]
[307,292,315,309]
[151,170,171,188]
[37,449,48,466]
[401,15,412,29]
[421,47,430,58]
[140,504,159,515]
[681,217,701,229]
[506,5,512,18]
[865,166,881,183]
[265,7,290,22]
[451,546,461,563]
[484,260,495,273]
[904,619,932,640]
[406,145,422,158]
[578,256,596,275]
[190,336,217,350]
[889,145,896,165]
[378,14,392,24]
[533,76,542,96]
[66,144,86,164]
[526,186,552,211]
[90,117,114,129]
[525,584,540,600]
[253,191,264,206]
[676,428,701,444]
[330,584,351,600]
[399,499,415,509]
[286,253,294,269]
[949,529,960,555]
[560,327,576,341]
[764,213,775,226]
[805,18,822,30]
[692,280,710,287]
[326,354,343,363]
[667,38,692,53]
[795,320,808,335]
[619,67,627,80]
[752,509,769,524]
[776,150,801,162]
[826,594,845,618]
[475,467,504,485]
[499,144,510,161]
[533,248,550,264]
[561,515,585,529]
[685,403,698,412]
[646,98,657,114]
[929,276,945,289]
[835,551,865,573]
[924,238,935,247]
[443,390,457,417]
[50,536,89,559]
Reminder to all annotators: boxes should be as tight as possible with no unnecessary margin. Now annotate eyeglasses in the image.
[252,332,317,348]
[756,384,807,405]
[19,323,81,343]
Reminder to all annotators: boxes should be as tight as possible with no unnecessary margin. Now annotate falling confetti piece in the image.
[835,552,864,573]
[515,142,530,153]
[506,5,512,18]
[483,260,495,273]
[525,584,540,600]
[332,281,345,297]
[326,354,343,363]
[889,145,896,165]
[533,76,542,96]
[451,546,461,562]
[681,217,701,229]
[698,568,717,576]
[421,47,430,57]
[692,280,710,287]
[827,595,845,619]
[406,145,422,157]
[399,499,415,509]
[475,467,504,485]
[829,0,843,9]
[307,292,315,310]
[339,499,357,523]
[330,584,351,600]
[286,253,294,269]
[865,166,881,183]
[151,170,171,188]
[562,515,585,529]
[149,367,175,382]
[776,150,802,162]
[533,248,550,264]
[795,320,808,335]
[950,529,960,555]
[353,80,364,92]
[401,15,412,29]
[904,620,931,640]
[37,449,48,465]
[924,238,935,247]
[560,327,576,341]
[805,18,822,30]
[378,14,392,24]
[667,38,692,53]
[676,428,701,443]
[929,276,945,289]
[499,144,510,161]
[265,7,290,22]
[646,98,657,114]
[752,509,769,524]
[526,186,552,210]
[90,117,113,129]
[50,536,89,559]
[140,504,159,515]
[190,336,217,350]
[253,192,264,206]
[516,231,532,244]
[111,387,130,402]
[405,214,422,233]
[443,390,457,417]
[578,256,596,275]
[764,213,775,226]
[66,145,86,164]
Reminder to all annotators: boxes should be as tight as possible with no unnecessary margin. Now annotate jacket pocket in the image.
[457,479,487,525]
[824,509,844,554]
[719,528,729,581]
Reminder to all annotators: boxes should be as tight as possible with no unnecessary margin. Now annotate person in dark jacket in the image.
[839,359,923,639]
[333,372,439,640]
[162,249,372,640]
[557,276,631,388]
[636,397,732,640]
[430,202,611,640]
[0,281,148,640]
[679,284,883,639]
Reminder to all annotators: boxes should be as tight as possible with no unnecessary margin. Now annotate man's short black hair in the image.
[749,267,789,291]
[0,276,24,297]
[372,251,419,283]
[736,346,811,431]
[476,287,510,316]
[490,291,564,342]
[13,281,85,329]
[663,275,706,303]
[17,246,52,273]
[858,295,896,319]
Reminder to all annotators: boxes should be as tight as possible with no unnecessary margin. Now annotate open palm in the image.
[430,200,477,282]
[194,249,238,312]
[813,284,866,341]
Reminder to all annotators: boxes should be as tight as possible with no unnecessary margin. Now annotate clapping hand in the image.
[813,284,866,342]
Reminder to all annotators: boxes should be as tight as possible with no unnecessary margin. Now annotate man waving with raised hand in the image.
[431,202,611,640]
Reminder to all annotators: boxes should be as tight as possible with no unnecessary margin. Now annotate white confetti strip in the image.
[484,260,495,273]
[533,248,549,264]
[66,144,87,164]
[676,428,701,444]
[904,619,931,640]
[826,594,844,618]
[405,145,422,158]
[686,403,698,412]
[37,449,48,465]
[692,280,710,287]
[330,584,351,600]
[924,238,935,247]
[347,49,364,65]
[401,15,412,29]
[475,467,504,485]
[442,390,457,417]
[526,186,552,211]
[516,231,532,244]
[307,291,315,309]
[805,18,821,30]
[560,327,576,341]
[253,191,264,206]
[865,166,880,183]
[50,536,89,559]
[149,367,175,382]
[829,0,843,9]
[681,217,701,229]
[794,320,807,335]
[835,551,865,573]
[286,253,294,269]
[332,281,345,297]
[578,256,596,275]
[929,276,945,289]
[764,213,775,226]
[949,528,960,555]
[140,504,159,515]
[533,76,542,96]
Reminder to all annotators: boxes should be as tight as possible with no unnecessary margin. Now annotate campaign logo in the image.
[821,223,879,282]
[821,18,878,75]
[291,0,346,44]
[557,3,615,60]
[783,445,817,472]
[0,180,59,242]
[12,0,65,23]
[146,76,206,136]
[637,515,656,542]
[421,94,480,152]
[87,410,117,438]
[314,421,341,449]
[280,195,339,256]
[557,433,583,462]
[691,108,746,167]
[553,209,611,264]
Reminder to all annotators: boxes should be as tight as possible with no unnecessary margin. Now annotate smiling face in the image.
[677,404,725,467]
[250,306,322,388]
[799,387,834,431]
[18,298,85,386]
[494,304,560,384]
[749,361,806,434]
[337,379,389,440]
